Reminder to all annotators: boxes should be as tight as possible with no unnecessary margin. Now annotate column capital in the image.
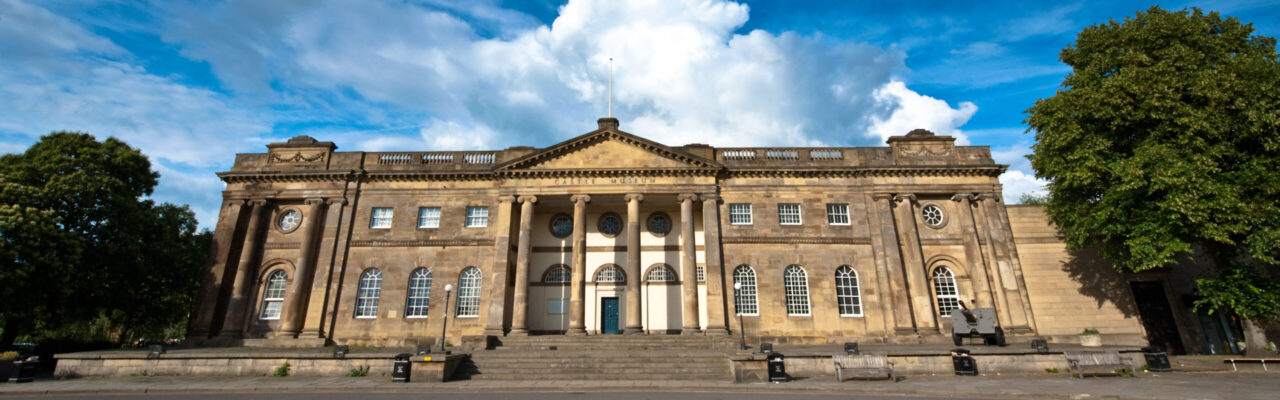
[872,193,895,201]
[950,193,976,202]
[699,193,720,202]
[677,193,698,202]
[518,195,538,204]
[326,197,348,205]
[224,199,248,207]
[571,194,592,204]
[624,193,644,202]
[974,193,1000,202]
[304,197,326,206]
[248,198,270,207]
[892,193,917,203]
[497,195,517,203]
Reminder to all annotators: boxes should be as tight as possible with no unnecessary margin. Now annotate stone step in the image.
[465,372,730,381]
[471,354,726,362]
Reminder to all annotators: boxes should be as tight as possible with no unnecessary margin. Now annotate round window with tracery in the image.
[598,213,623,236]
[647,213,671,236]
[921,204,945,228]
[550,214,573,238]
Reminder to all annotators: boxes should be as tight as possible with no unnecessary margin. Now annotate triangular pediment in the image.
[496,128,722,173]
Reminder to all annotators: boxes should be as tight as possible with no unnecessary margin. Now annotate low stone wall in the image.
[54,351,468,382]
[732,349,1146,382]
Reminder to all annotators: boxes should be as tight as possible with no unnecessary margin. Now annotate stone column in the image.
[190,199,247,339]
[277,198,327,338]
[678,194,700,335]
[892,194,938,334]
[509,196,537,336]
[869,193,911,334]
[483,196,517,336]
[701,194,729,335]
[567,194,591,335]
[216,199,269,340]
[623,194,645,334]
[301,197,348,339]
[975,194,1033,331]
[952,194,996,310]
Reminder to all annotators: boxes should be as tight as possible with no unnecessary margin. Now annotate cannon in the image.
[950,307,1006,346]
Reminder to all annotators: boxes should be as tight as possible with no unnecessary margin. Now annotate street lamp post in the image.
[734,282,747,350]
[440,284,454,352]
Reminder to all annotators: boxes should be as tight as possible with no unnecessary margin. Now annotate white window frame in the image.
[778,204,802,225]
[933,266,961,318]
[696,265,705,282]
[826,204,850,226]
[732,265,758,316]
[405,268,432,318]
[728,204,753,225]
[645,265,676,282]
[783,265,811,316]
[544,265,571,283]
[465,206,489,228]
[417,207,441,229]
[594,265,625,284]
[370,207,394,229]
[456,267,482,317]
[355,269,383,319]
[259,270,287,320]
[835,265,863,317]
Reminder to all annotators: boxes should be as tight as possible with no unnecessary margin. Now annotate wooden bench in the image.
[1064,351,1130,378]
[1224,358,1280,372]
[833,354,894,381]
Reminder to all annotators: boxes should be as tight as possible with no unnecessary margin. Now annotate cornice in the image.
[350,239,495,248]
[722,236,873,245]
[495,129,722,171]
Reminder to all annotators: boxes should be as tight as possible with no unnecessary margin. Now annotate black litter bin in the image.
[10,357,38,383]
[767,352,787,383]
[1142,346,1172,372]
[951,348,977,376]
[392,353,412,383]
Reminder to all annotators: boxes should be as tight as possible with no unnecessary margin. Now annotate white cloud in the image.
[154,0,966,149]
[867,80,977,144]
[990,141,1048,203]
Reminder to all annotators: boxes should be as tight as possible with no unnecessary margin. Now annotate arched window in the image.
[783,265,811,316]
[355,269,383,318]
[645,265,676,282]
[543,265,571,284]
[594,265,625,283]
[732,265,758,316]
[456,267,482,317]
[405,268,432,318]
[259,270,288,320]
[835,265,862,317]
[932,266,960,317]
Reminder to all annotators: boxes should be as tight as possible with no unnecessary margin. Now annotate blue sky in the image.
[3,0,1278,230]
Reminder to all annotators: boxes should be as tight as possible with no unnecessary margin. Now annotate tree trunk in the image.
[0,320,17,350]
[1243,319,1271,357]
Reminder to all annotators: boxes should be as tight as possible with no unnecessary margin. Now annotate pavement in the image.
[2,371,1278,400]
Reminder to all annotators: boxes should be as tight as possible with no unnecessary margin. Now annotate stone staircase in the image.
[456,335,736,381]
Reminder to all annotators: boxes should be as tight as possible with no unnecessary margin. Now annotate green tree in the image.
[1025,7,1280,356]
[0,132,210,346]
[0,183,81,347]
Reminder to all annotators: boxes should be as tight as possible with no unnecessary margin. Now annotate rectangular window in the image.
[728,204,752,225]
[696,265,705,282]
[465,206,489,227]
[826,204,850,225]
[417,207,441,229]
[778,204,802,225]
[370,207,394,229]
[548,299,566,314]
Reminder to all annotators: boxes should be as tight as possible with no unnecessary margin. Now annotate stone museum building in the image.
[188,117,1225,354]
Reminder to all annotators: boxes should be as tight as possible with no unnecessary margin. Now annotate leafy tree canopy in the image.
[1025,7,1280,324]
[0,132,209,347]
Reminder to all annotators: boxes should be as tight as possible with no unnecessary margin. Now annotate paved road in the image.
[1,393,981,400]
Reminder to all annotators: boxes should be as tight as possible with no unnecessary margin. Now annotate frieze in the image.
[918,238,965,246]
[351,239,495,248]
[722,236,872,245]
[896,143,953,157]
[269,151,326,164]
[531,245,700,253]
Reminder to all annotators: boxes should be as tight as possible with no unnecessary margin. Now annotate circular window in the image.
[598,213,623,236]
[921,204,945,228]
[647,212,671,236]
[550,214,573,238]
[277,209,301,232]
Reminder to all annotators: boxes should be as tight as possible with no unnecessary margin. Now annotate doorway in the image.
[601,297,620,334]
[1130,281,1186,354]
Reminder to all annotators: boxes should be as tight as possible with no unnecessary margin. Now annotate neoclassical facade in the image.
[188,118,1156,348]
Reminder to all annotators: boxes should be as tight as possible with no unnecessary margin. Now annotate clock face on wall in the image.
[278,210,301,232]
